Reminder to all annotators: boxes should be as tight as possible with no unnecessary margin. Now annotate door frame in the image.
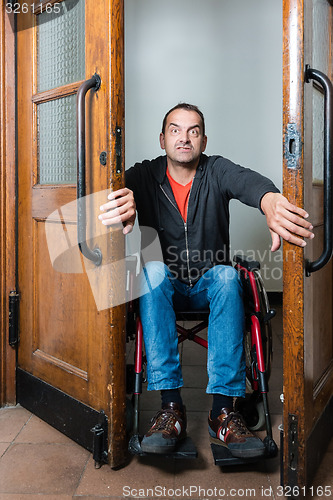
[0,6,16,407]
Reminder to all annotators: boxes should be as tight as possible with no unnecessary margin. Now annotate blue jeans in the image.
[139,262,245,397]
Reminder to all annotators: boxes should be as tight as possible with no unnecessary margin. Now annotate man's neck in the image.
[167,161,198,186]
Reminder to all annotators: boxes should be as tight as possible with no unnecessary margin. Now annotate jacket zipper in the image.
[159,181,195,287]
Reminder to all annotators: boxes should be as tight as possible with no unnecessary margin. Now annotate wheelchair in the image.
[125,254,278,465]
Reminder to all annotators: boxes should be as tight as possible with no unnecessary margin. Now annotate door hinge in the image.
[9,290,20,347]
[287,413,299,487]
[91,410,108,468]
[115,126,122,175]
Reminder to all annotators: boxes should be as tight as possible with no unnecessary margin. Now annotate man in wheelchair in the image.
[98,103,314,459]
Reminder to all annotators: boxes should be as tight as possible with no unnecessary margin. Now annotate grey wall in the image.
[125,0,283,291]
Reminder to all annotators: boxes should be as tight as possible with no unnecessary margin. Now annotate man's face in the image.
[160,109,207,168]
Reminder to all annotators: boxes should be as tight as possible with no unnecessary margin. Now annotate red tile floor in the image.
[0,305,332,500]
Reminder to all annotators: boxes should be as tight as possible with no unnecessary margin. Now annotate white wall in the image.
[125,0,283,291]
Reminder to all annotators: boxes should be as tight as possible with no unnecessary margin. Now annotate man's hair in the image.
[161,103,205,136]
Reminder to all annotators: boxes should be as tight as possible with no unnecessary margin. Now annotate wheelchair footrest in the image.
[129,434,198,459]
[210,444,262,466]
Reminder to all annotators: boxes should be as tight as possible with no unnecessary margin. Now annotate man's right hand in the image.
[260,192,314,251]
[98,188,136,235]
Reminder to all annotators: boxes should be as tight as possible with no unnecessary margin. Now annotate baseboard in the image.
[16,368,104,452]
[306,395,333,486]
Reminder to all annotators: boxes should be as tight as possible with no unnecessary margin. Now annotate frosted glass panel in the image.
[312,87,325,183]
[312,0,332,78]
[37,0,85,92]
[38,95,77,185]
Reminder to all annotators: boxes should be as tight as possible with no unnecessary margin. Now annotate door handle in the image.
[305,66,333,276]
[77,74,103,266]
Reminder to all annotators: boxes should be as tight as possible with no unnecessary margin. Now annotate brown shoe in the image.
[141,402,187,454]
[208,407,265,458]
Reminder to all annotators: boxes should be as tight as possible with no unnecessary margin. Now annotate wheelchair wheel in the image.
[253,269,273,378]
[242,270,274,429]
[250,400,265,431]
[244,269,273,390]
[235,395,266,431]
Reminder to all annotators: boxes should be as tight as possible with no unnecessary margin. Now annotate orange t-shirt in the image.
[166,168,193,222]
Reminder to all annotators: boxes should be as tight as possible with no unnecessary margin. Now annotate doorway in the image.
[1,0,332,485]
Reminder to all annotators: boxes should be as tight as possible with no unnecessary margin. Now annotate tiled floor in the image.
[0,304,332,499]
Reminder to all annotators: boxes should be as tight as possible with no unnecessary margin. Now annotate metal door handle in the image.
[305,66,333,276]
[77,74,102,266]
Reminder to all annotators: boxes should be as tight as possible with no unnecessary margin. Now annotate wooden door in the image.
[16,0,126,468]
[283,0,333,489]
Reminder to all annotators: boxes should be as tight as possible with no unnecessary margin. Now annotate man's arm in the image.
[260,192,314,251]
[98,187,136,235]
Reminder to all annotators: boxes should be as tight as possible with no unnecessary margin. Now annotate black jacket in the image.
[125,154,279,285]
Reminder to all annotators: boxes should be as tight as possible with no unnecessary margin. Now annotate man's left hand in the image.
[260,192,314,251]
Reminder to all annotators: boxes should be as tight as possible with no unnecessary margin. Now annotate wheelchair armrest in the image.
[126,256,139,306]
[233,254,260,271]
[126,255,139,276]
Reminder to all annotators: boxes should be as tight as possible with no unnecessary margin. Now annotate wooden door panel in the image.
[31,186,77,220]
[311,266,332,385]
[309,186,323,226]
[303,0,333,421]
[34,221,90,377]
[16,0,126,467]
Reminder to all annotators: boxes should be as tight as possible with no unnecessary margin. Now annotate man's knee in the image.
[140,260,170,292]
[211,265,241,290]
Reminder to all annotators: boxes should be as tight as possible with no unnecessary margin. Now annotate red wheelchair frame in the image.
[126,255,278,463]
